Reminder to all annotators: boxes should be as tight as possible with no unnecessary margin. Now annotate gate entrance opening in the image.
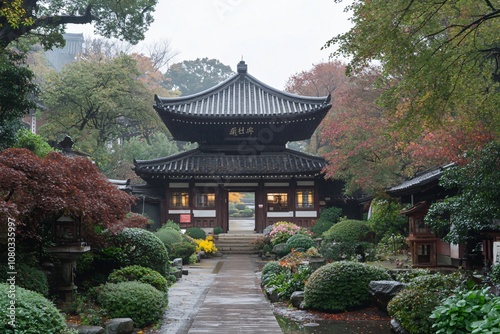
[228,192,255,233]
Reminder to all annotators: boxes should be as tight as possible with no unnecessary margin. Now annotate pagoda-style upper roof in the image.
[154,60,331,146]
[134,148,327,180]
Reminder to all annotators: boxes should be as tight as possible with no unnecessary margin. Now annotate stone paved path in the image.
[160,254,282,334]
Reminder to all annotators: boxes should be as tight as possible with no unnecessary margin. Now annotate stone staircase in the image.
[214,233,263,254]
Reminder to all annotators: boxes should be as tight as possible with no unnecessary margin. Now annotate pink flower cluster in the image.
[269,221,307,245]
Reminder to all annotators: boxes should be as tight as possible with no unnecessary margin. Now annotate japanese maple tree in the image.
[0,148,148,243]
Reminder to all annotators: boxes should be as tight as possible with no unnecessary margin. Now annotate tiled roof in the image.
[154,60,331,118]
[134,148,326,179]
[387,163,455,196]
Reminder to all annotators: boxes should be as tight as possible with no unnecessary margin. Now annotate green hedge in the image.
[185,227,206,240]
[310,207,342,237]
[169,241,197,264]
[114,228,169,277]
[387,272,462,334]
[304,261,390,312]
[95,281,168,328]
[108,265,168,292]
[0,263,48,296]
[285,233,316,252]
[322,219,372,243]
[155,226,183,250]
[0,283,68,334]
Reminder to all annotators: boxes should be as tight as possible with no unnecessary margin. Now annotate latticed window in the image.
[195,193,215,208]
[170,192,189,208]
[267,193,288,211]
[296,190,314,209]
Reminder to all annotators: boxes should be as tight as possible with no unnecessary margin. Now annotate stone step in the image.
[214,234,262,254]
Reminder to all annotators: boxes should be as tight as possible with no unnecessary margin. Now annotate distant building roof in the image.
[44,33,84,72]
[387,163,455,197]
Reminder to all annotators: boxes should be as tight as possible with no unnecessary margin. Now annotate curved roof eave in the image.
[154,61,331,113]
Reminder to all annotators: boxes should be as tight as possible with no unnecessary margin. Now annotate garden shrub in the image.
[388,288,441,334]
[95,281,168,328]
[169,241,197,264]
[310,206,342,237]
[185,227,206,240]
[304,261,391,312]
[490,263,500,284]
[272,242,290,257]
[285,233,316,252]
[268,221,307,246]
[387,272,462,334]
[431,288,496,334]
[261,251,313,300]
[155,226,183,250]
[108,265,168,292]
[322,219,372,243]
[114,228,169,276]
[213,226,223,235]
[164,219,180,231]
[262,261,281,278]
[321,240,376,262]
[0,283,67,334]
[265,265,312,300]
[194,238,218,255]
[469,295,500,333]
[0,263,49,296]
[394,268,431,282]
[262,244,272,254]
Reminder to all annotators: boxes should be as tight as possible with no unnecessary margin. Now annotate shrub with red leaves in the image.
[0,148,148,244]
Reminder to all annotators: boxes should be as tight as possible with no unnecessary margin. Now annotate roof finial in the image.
[237,59,247,74]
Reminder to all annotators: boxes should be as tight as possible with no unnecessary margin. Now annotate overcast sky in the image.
[69,1,353,90]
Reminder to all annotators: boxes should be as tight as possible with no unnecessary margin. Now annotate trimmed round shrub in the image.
[155,226,183,250]
[114,228,169,277]
[262,261,281,277]
[169,241,197,264]
[185,227,206,240]
[271,243,290,257]
[0,263,48,296]
[164,219,181,231]
[95,281,168,328]
[310,207,342,237]
[388,288,440,334]
[285,233,316,252]
[322,219,372,243]
[213,226,223,235]
[304,261,391,312]
[0,283,67,333]
[108,265,168,292]
[387,272,461,334]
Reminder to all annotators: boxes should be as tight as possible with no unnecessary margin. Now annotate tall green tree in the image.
[104,132,182,180]
[0,0,158,48]
[40,54,166,153]
[164,58,234,95]
[425,141,500,244]
[0,50,37,150]
[42,55,161,147]
[327,0,500,139]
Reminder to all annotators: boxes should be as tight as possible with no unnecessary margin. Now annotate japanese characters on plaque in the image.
[228,126,255,137]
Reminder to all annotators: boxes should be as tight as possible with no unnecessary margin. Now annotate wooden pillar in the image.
[255,180,266,233]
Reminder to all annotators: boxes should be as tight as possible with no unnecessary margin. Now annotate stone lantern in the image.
[46,216,90,302]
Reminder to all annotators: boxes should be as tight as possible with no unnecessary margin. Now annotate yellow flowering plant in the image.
[195,238,218,255]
